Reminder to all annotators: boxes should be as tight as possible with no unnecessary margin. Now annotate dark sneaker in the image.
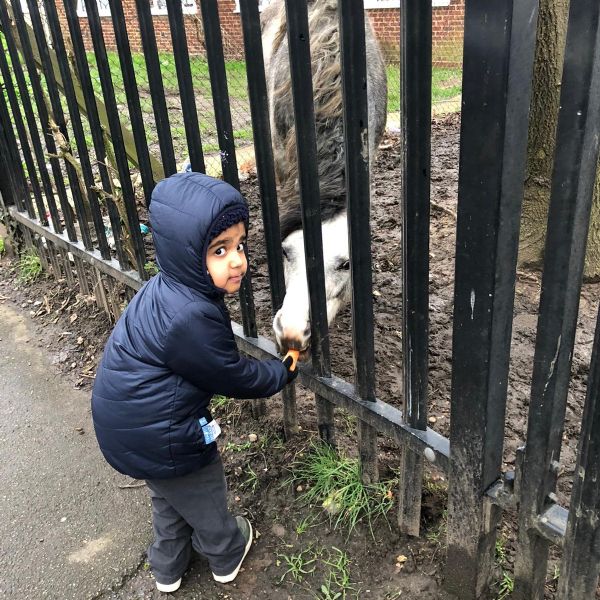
[212,516,253,583]
[155,577,181,593]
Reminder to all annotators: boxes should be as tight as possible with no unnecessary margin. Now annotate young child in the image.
[91,172,297,592]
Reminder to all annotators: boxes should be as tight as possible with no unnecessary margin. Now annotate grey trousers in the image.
[145,453,245,585]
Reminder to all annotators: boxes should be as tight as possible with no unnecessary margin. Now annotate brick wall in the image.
[368,0,464,66]
[55,1,207,56]
[57,0,464,66]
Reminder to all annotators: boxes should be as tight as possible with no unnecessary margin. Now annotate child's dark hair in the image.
[207,205,249,245]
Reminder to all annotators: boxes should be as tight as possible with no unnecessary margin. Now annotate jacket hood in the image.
[149,172,248,296]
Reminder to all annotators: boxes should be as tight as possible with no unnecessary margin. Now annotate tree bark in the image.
[519,0,600,280]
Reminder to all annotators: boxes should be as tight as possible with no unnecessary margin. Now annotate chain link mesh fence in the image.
[6,1,464,185]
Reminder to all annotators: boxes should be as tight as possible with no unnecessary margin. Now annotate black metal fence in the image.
[1,1,599,598]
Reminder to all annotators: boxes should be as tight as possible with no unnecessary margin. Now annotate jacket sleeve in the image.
[163,302,289,398]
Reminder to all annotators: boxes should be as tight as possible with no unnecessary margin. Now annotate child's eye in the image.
[237,242,245,252]
[214,247,226,257]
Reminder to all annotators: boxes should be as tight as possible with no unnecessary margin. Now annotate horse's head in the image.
[273,210,351,355]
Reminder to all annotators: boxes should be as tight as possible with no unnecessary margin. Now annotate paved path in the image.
[0,302,151,600]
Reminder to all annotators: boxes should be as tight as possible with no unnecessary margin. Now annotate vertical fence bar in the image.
[339,0,377,478]
[238,0,285,312]
[445,0,539,596]
[83,0,147,278]
[0,77,28,214]
[0,14,48,225]
[238,0,298,433]
[283,0,331,376]
[107,0,156,204]
[61,0,114,262]
[199,2,253,330]
[0,41,40,218]
[397,0,431,534]
[166,0,205,175]
[0,119,17,211]
[514,2,600,597]
[134,0,177,177]
[558,307,600,599]
[0,1,52,223]
[199,0,240,188]
[43,0,106,252]
[25,0,86,245]
[10,0,67,234]
[283,0,335,449]
[200,0,258,341]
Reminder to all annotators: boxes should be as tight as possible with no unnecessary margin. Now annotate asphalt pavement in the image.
[0,301,151,600]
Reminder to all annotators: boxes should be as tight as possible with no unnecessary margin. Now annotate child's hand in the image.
[282,350,299,384]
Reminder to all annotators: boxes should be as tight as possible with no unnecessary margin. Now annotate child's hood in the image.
[149,172,248,295]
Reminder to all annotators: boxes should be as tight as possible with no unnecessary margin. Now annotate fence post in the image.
[397,0,431,536]
[445,0,538,597]
[283,0,339,448]
[238,0,299,433]
[557,305,600,598]
[513,2,600,597]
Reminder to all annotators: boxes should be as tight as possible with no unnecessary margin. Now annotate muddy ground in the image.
[1,115,598,599]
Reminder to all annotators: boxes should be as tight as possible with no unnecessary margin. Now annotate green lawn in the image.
[87,52,249,101]
[88,51,461,117]
[2,46,462,174]
[386,64,463,112]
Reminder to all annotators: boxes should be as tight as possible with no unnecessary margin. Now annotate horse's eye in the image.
[282,247,289,261]
[337,260,350,271]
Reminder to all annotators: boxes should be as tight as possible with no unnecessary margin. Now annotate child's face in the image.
[206,222,247,294]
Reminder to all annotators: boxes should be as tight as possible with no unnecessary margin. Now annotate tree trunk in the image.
[519,0,600,280]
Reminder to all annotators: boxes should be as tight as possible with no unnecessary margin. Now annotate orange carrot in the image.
[284,349,300,371]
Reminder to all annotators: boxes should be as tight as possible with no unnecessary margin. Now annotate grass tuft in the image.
[285,442,396,536]
[18,250,42,283]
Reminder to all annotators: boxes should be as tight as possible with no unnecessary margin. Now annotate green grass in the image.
[0,237,5,255]
[223,440,252,453]
[277,545,319,583]
[386,64,462,112]
[87,52,249,101]
[497,571,514,600]
[425,508,447,546]
[285,442,397,536]
[276,544,358,598]
[494,536,514,600]
[144,261,159,276]
[432,67,462,103]
[319,546,356,599]
[88,51,460,124]
[18,249,42,283]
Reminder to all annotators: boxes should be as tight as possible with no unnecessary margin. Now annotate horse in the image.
[261,0,388,356]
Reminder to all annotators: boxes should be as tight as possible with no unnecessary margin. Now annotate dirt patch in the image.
[1,114,598,599]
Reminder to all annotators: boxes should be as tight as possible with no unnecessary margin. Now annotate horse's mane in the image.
[267,0,346,204]
[279,194,346,241]
[262,0,387,241]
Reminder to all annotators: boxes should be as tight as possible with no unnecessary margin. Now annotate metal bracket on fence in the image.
[534,503,568,547]
[484,471,517,511]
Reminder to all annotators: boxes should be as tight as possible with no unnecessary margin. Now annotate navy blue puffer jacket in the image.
[91,173,289,480]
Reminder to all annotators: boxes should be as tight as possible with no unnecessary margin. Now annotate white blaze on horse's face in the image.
[273,212,352,354]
